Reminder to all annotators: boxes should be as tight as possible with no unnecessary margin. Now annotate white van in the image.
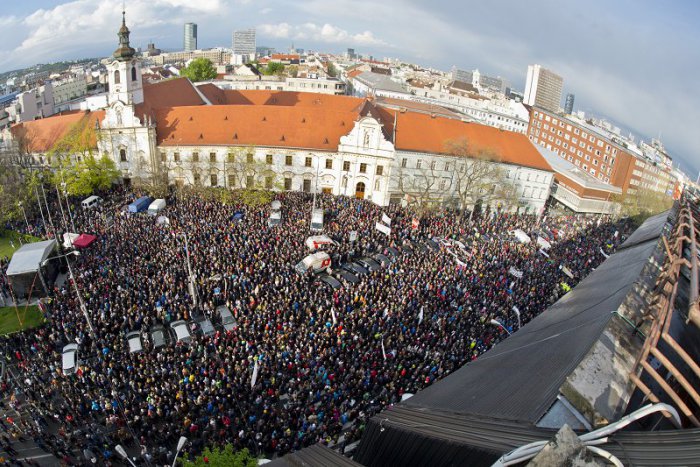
[81,195,103,209]
[294,251,332,275]
[310,208,324,232]
[148,199,166,215]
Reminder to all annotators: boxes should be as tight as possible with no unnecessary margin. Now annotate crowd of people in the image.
[0,187,634,465]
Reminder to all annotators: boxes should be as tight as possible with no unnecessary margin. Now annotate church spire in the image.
[113,9,135,61]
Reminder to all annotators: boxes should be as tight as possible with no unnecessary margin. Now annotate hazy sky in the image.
[0,0,698,175]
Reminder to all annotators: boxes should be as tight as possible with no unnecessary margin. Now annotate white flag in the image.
[561,265,574,279]
[600,248,609,259]
[538,249,550,258]
[331,308,337,325]
[251,360,260,388]
[375,222,391,236]
[537,237,551,250]
[381,339,387,361]
[512,306,520,318]
[381,213,392,226]
[508,266,523,279]
[418,307,424,324]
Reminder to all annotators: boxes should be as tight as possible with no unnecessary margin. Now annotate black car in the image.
[342,262,369,275]
[356,257,381,271]
[372,253,393,266]
[411,240,428,253]
[385,247,400,258]
[425,239,439,251]
[334,269,360,284]
[318,273,342,290]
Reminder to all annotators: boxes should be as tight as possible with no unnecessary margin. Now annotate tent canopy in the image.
[73,234,97,249]
[5,240,57,276]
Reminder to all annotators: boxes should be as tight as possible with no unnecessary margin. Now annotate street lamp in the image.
[18,201,29,232]
[41,250,94,334]
[115,444,138,467]
[489,318,511,335]
[172,436,189,467]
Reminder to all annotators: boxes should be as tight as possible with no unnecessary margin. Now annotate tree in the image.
[56,155,120,196]
[444,137,518,218]
[327,62,338,78]
[390,156,452,217]
[287,65,298,78]
[180,58,217,82]
[227,146,280,206]
[263,62,285,76]
[181,445,256,467]
[613,188,673,223]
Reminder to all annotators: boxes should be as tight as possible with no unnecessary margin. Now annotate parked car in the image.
[126,331,143,353]
[356,257,381,272]
[217,305,236,331]
[318,273,342,290]
[372,253,393,266]
[425,239,439,251]
[341,262,369,276]
[62,344,79,375]
[334,269,360,284]
[385,247,400,258]
[170,320,192,344]
[195,317,216,337]
[151,324,168,349]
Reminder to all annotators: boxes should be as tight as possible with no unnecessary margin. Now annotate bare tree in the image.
[445,137,518,219]
[390,157,452,217]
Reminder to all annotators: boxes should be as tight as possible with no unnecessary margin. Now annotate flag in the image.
[508,266,523,279]
[375,222,391,236]
[251,360,260,388]
[331,309,337,325]
[536,237,551,250]
[561,265,574,279]
[512,306,520,318]
[381,213,392,226]
[412,218,419,229]
[381,339,387,361]
[538,249,550,258]
[599,248,609,259]
[418,307,424,325]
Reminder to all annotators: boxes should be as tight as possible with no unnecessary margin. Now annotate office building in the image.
[523,64,563,113]
[184,23,197,52]
[564,93,575,115]
[233,28,256,57]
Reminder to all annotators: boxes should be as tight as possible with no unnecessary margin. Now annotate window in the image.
[284,177,292,190]
[246,175,254,188]
[305,157,312,167]
[114,70,120,84]
[343,161,350,171]
[174,152,180,162]
[285,155,293,166]
[210,152,217,163]
[210,174,218,186]
[360,163,367,173]
[160,152,166,162]
[376,165,384,176]
[303,179,311,192]
[228,153,234,163]
[194,173,201,185]
[228,174,235,187]
[582,164,588,171]
[119,149,127,162]
[192,152,199,162]
[266,154,273,164]
[439,179,446,190]
[416,160,422,169]
[401,158,407,168]
[131,66,137,82]
[265,176,273,189]
[325,159,333,169]
[444,162,450,171]
[247,153,254,164]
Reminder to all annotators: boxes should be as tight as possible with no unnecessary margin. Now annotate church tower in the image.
[107,11,143,106]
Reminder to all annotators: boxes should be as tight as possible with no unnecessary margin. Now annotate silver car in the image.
[151,325,167,349]
[217,305,236,331]
[126,331,143,354]
[62,343,79,375]
[170,320,192,344]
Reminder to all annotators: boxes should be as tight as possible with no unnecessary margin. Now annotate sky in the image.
[0,0,698,175]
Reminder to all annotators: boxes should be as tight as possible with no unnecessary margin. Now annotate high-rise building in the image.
[564,93,575,115]
[184,23,197,52]
[523,64,563,113]
[233,28,256,56]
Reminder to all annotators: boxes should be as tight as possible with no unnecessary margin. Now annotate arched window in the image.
[355,182,366,199]
[131,66,137,82]
[119,149,127,162]
[114,70,121,84]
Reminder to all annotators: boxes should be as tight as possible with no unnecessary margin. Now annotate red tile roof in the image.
[135,78,206,121]
[196,86,364,110]
[12,110,104,153]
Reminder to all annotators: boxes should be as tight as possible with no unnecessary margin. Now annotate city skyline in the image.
[0,0,697,174]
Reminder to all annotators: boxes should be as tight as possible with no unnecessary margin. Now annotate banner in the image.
[538,249,550,258]
[251,359,260,388]
[412,218,419,230]
[599,248,609,259]
[348,231,358,242]
[381,213,392,226]
[375,222,391,236]
[537,236,552,250]
[561,265,574,279]
[508,266,523,279]
[331,308,337,325]
[512,229,531,244]
[418,307,424,325]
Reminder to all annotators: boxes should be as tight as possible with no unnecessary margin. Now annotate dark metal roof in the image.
[401,239,658,423]
[619,210,671,250]
[265,444,361,467]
